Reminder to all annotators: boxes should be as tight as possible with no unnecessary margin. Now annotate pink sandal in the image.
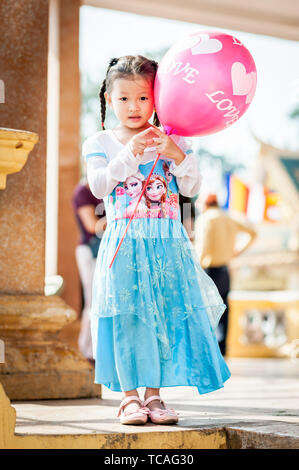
[117,396,149,425]
[143,395,179,425]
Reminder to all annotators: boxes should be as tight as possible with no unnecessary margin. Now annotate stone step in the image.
[1,358,299,449]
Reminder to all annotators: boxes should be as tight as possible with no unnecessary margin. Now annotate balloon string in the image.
[108,152,161,269]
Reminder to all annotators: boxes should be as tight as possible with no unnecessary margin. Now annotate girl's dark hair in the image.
[99,55,160,130]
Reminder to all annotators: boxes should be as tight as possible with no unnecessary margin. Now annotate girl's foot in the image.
[117,395,149,425]
[143,395,179,425]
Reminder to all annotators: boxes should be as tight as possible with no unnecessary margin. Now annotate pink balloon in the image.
[154,31,257,137]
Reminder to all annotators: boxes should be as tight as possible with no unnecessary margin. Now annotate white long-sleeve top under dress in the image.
[84,129,201,203]
[82,128,230,394]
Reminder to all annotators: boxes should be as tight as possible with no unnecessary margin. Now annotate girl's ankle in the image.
[144,394,159,401]
[122,390,139,399]
[121,392,141,410]
[144,390,160,401]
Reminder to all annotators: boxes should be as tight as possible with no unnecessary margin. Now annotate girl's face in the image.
[124,176,142,198]
[145,179,166,202]
[105,77,154,130]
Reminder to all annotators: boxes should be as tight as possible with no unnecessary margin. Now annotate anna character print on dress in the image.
[144,174,167,218]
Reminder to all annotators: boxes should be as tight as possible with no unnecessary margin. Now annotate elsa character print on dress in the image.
[83,55,230,426]
[123,173,148,219]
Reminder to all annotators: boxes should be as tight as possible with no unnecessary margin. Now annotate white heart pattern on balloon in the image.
[169,32,222,56]
[231,62,257,104]
[191,34,223,55]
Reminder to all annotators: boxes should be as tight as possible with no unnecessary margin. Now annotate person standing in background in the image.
[195,194,257,356]
[72,180,107,365]
[179,193,198,242]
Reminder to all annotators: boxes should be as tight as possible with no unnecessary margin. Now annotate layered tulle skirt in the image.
[90,217,230,393]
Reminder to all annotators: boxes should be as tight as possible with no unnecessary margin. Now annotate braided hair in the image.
[99,55,160,130]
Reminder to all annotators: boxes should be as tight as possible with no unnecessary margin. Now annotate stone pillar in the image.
[0,1,48,291]
[57,0,82,347]
[0,0,100,399]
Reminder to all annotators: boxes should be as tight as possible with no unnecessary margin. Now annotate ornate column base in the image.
[0,295,101,400]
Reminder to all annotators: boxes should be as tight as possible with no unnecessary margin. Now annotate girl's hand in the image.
[151,128,185,165]
[130,127,159,157]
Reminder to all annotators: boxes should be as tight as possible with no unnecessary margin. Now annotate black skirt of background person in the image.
[204,266,230,356]
[179,193,198,235]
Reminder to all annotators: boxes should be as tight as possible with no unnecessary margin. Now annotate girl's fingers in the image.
[138,126,158,137]
[138,144,147,153]
[150,126,165,137]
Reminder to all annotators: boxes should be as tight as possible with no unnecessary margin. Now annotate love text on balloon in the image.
[160,60,199,84]
[205,91,240,126]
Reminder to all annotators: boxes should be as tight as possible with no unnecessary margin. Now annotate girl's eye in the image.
[140,97,148,101]
[120,97,127,101]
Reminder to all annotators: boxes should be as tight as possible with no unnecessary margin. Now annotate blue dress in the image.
[90,157,231,393]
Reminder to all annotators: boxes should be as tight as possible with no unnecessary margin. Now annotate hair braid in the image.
[99,58,119,130]
[153,111,160,128]
[150,60,161,128]
[99,79,107,130]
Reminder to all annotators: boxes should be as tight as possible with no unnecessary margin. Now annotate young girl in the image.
[83,55,230,425]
